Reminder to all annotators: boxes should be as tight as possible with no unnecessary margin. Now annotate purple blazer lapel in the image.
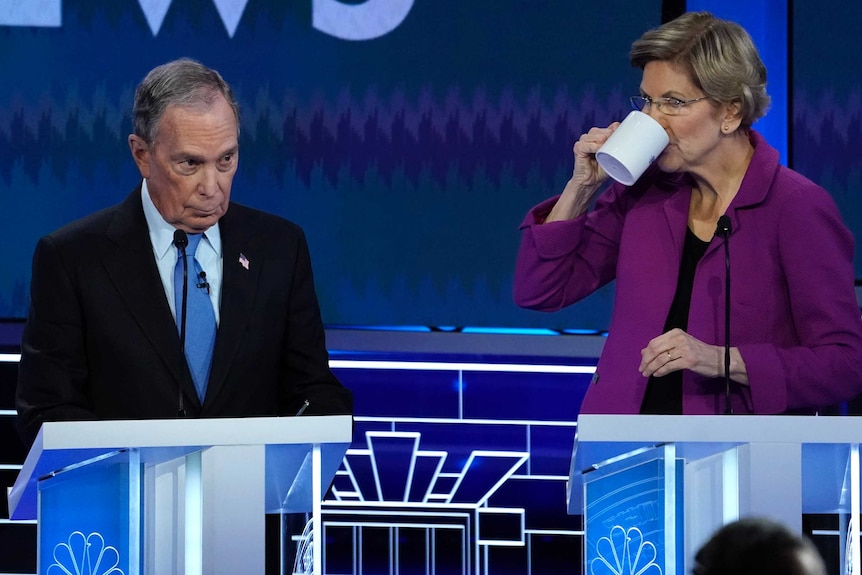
[662,187,691,255]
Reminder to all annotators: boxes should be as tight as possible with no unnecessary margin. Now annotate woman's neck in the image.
[687,133,755,239]
[690,131,755,208]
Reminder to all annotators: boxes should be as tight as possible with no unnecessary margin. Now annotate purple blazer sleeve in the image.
[513,183,635,311]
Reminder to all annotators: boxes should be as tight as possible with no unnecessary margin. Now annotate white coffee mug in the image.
[595,110,669,186]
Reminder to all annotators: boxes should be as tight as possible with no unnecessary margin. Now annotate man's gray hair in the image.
[132,58,240,144]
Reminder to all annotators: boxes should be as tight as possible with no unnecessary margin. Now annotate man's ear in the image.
[128,134,151,178]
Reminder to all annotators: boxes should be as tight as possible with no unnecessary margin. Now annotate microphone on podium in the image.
[173,229,190,417]
[715,215,732,414]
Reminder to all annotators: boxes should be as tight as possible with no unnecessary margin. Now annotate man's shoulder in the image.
[33,190,143,265]
[224,202,305,237]
[46,198,131,245]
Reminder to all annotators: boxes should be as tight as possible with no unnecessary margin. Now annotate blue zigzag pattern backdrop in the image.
[1,1,858,329]
[792,2,862,279]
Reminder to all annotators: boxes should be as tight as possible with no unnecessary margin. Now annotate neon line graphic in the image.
[0,354,596,374]
[370,432,416,502]
[444,451,529,506]
[419,451,448,503]
[331,359,595,374]
[333,459,364,502]
[323,421,579,574]
[476,508,525,546]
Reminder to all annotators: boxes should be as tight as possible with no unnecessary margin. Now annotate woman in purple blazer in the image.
[514,12,862,415]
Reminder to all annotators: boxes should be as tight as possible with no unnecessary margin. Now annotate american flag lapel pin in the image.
[239,253,250,270]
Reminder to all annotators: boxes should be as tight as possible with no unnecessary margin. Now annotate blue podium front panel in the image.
[38,452,141,575]
[583,446,683,575]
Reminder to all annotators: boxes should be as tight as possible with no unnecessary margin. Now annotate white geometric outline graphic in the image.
[48,531,125,575]
[322,427,563,575]
[331,431,529,508]
[476,508,526,547]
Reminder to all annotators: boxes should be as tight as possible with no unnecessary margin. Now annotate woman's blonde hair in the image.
[630,11,770,129]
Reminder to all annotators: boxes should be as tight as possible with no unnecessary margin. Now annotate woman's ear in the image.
[720,101,744,134]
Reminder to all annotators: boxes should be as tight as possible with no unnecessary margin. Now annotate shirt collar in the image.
[141,180,222,260]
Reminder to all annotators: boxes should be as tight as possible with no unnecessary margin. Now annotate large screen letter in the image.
[0,0,61,26]
[313,0,414,41]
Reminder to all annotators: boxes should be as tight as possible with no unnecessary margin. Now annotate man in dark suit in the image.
[16,58,352,446]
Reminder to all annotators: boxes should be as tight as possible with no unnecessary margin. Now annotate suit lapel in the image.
[205,207,260,403]
[102,187,200,408]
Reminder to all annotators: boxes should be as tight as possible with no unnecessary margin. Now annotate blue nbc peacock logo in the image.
[590,525,662,575]
[48,531,124,575]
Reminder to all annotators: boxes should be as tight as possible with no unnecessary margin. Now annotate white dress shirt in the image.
[141,180,222,325]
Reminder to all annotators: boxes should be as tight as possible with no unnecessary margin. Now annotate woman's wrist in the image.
[545,179,600,223]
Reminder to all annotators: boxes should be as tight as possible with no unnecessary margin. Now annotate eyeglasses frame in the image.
[630,95,711,115]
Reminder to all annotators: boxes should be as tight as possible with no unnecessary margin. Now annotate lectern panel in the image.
[39,453,141,575]
[583,445,682,575]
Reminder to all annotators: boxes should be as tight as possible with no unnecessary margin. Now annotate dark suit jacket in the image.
[16,186,353,445]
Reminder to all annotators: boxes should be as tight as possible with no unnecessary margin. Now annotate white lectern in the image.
[7,415,352,575]
[569,414,862,575]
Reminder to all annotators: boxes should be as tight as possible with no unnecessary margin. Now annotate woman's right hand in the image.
[545,123,620,223]
[571,123,619,189]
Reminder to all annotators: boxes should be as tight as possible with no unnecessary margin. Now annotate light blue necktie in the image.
[173,233,216,401]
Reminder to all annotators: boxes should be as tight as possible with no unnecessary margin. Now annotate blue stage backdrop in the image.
[0,0,655,330]
[2,2,858,331]
[791,2,862,279]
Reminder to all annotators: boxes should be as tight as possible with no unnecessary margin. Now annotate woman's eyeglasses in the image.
[630,95,710,115]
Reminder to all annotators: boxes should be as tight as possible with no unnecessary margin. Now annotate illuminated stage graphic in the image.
[319,353,594,575]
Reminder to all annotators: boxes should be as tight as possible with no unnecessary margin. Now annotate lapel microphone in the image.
[196,271,210,294]
[715,215,733,415]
